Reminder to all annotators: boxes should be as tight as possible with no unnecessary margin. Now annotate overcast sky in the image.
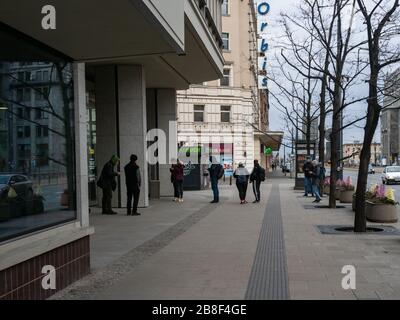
[265,0,382,149]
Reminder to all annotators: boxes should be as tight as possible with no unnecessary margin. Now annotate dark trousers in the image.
[102,186,113,214]
[127,188,140,214]
[252,180,261,201]
[173,180,183,199]
[236,182,248,201]
[211,179,219,202]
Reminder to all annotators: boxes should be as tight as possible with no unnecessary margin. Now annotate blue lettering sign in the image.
[258,2,270,15]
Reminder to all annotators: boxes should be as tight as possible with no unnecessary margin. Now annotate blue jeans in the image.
[211,179,219,202]
[304,177,313,196]
[312,184,321,201]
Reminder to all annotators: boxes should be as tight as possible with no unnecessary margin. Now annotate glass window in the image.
[24,126,31,138]
[221,69,231,87]
[222,32,230,50]
[0,24,77,242]
[221,106,231,123]
[194,105,205,122]
[222,0,229,15]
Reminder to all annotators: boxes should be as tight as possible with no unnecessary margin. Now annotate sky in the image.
[265,0,382,151]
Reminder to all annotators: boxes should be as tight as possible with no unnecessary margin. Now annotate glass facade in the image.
[0,26,77,242]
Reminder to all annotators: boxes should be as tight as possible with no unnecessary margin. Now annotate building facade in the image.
[0,0,224,299]
[343,142,382,167]
[176,0,281,183]
[381,69,400,165]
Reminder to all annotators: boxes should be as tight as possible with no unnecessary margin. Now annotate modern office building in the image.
[176,0,282,186]
[381,69,400,165]
[0,0,224,299]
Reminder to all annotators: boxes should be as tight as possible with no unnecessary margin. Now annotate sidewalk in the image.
[52,173,400,300]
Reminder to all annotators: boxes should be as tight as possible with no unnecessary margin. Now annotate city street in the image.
[50,172,400,300]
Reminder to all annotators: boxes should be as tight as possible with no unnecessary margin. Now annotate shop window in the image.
[0,25,77,242]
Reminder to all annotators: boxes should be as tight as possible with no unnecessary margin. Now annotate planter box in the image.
[366,201,398,223]
[323,185,330,195]
[335,189,340,200]
[340,190,354,204]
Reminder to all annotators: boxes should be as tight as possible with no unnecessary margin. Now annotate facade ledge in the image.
[0,222,94,271]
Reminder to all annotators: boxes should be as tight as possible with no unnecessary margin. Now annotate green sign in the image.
[264,147,273,155]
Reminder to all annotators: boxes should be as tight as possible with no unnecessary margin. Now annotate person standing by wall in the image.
[250,159,266,203]
[170,159,184,203]
[98,154,120,215]
[124,154,141,216]
[234,163,250,204]
[208,156,224,204]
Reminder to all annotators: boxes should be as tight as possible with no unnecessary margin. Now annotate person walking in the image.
[250,160,266,203]
[208,157,224,203]
[98,155,120,215]
[234,163,250,204]
[303,159,314,197]
[170,159,184,203]
[124,154,141,216]
[311,160,322,203]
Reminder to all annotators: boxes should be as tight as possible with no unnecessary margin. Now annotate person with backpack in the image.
[97,155,120,215]
[310,160,322,203]
[234,163,250,204]
[170,159,185,203]
[250,159,266,203]
[208,156,224,203]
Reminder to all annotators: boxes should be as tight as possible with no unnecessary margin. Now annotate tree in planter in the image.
[354,0,400,232]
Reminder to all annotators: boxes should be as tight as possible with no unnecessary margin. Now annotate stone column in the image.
[95,65,149,209]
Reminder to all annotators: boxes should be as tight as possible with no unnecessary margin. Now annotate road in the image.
[333,168,400,200]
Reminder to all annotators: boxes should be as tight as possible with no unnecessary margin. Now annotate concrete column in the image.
[73,63,89,227]
[157,89,177,197]
[95,65,149,209]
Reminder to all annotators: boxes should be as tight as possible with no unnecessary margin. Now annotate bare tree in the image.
[354,0,400,232]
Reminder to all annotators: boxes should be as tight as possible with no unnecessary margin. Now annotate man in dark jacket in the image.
[124,154,141,216]
[208,156,224,203]
[100,155,120,215]
[250,160,265,203]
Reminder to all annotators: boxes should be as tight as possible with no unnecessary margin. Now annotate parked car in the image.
[0,174,33,200]
[382,166,400,185]
[368,164,375,174]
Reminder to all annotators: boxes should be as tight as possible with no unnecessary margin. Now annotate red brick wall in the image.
[0,236,90,300]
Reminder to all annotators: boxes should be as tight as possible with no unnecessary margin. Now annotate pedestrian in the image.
[208,156,224,203]
[124,154,141,216]
[170,159,184,203]
[303,159,314,197]
[311,160,322,203]
[234,163,250,204]
[97,155,120,215]
[250,159,266,203]
[272,163,275,171]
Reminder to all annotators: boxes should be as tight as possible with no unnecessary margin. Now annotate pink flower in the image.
[377,184,386,198]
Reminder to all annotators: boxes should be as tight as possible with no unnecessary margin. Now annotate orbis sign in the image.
[255,1,270,89]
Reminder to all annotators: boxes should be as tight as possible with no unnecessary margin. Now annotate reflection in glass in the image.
[0,60,76,242]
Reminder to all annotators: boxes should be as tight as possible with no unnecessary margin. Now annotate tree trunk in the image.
[355,71,380,232]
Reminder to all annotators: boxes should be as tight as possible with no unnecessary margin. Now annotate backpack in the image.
[259,167,266,182]
[217,165,225,180]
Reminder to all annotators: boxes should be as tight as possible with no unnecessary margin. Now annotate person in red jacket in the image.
[170,159,184,203]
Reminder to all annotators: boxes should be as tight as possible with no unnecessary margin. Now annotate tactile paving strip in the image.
[245,184,290,300]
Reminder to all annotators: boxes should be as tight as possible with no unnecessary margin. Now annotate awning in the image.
[255,131,284,152]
